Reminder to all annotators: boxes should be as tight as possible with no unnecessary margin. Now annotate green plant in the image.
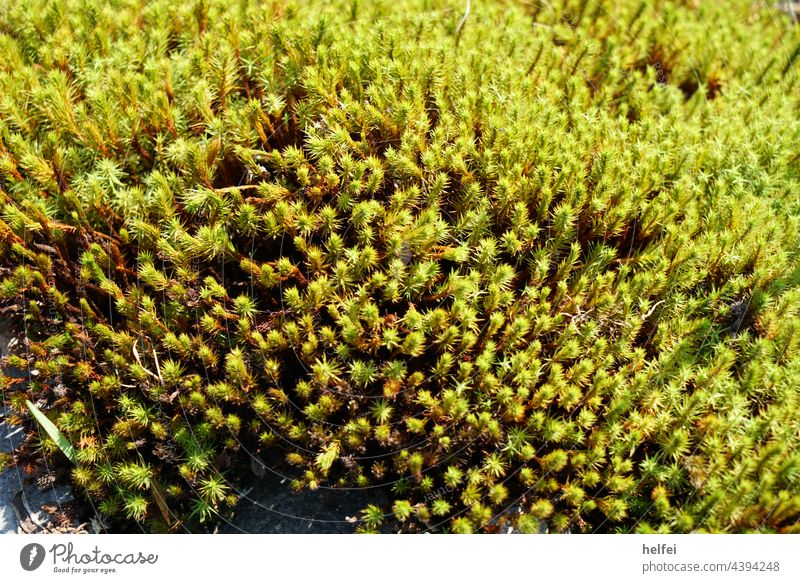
[1,0,799,534]
[26,400,77,465]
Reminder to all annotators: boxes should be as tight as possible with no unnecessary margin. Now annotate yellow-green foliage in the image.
[1,0,800,533]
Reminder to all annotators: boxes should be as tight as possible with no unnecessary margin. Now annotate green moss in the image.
[0,0,799,533]
[0,451,12,473]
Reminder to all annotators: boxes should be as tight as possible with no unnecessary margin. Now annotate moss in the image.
[0,452,12,472]
[0,0,799,533]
